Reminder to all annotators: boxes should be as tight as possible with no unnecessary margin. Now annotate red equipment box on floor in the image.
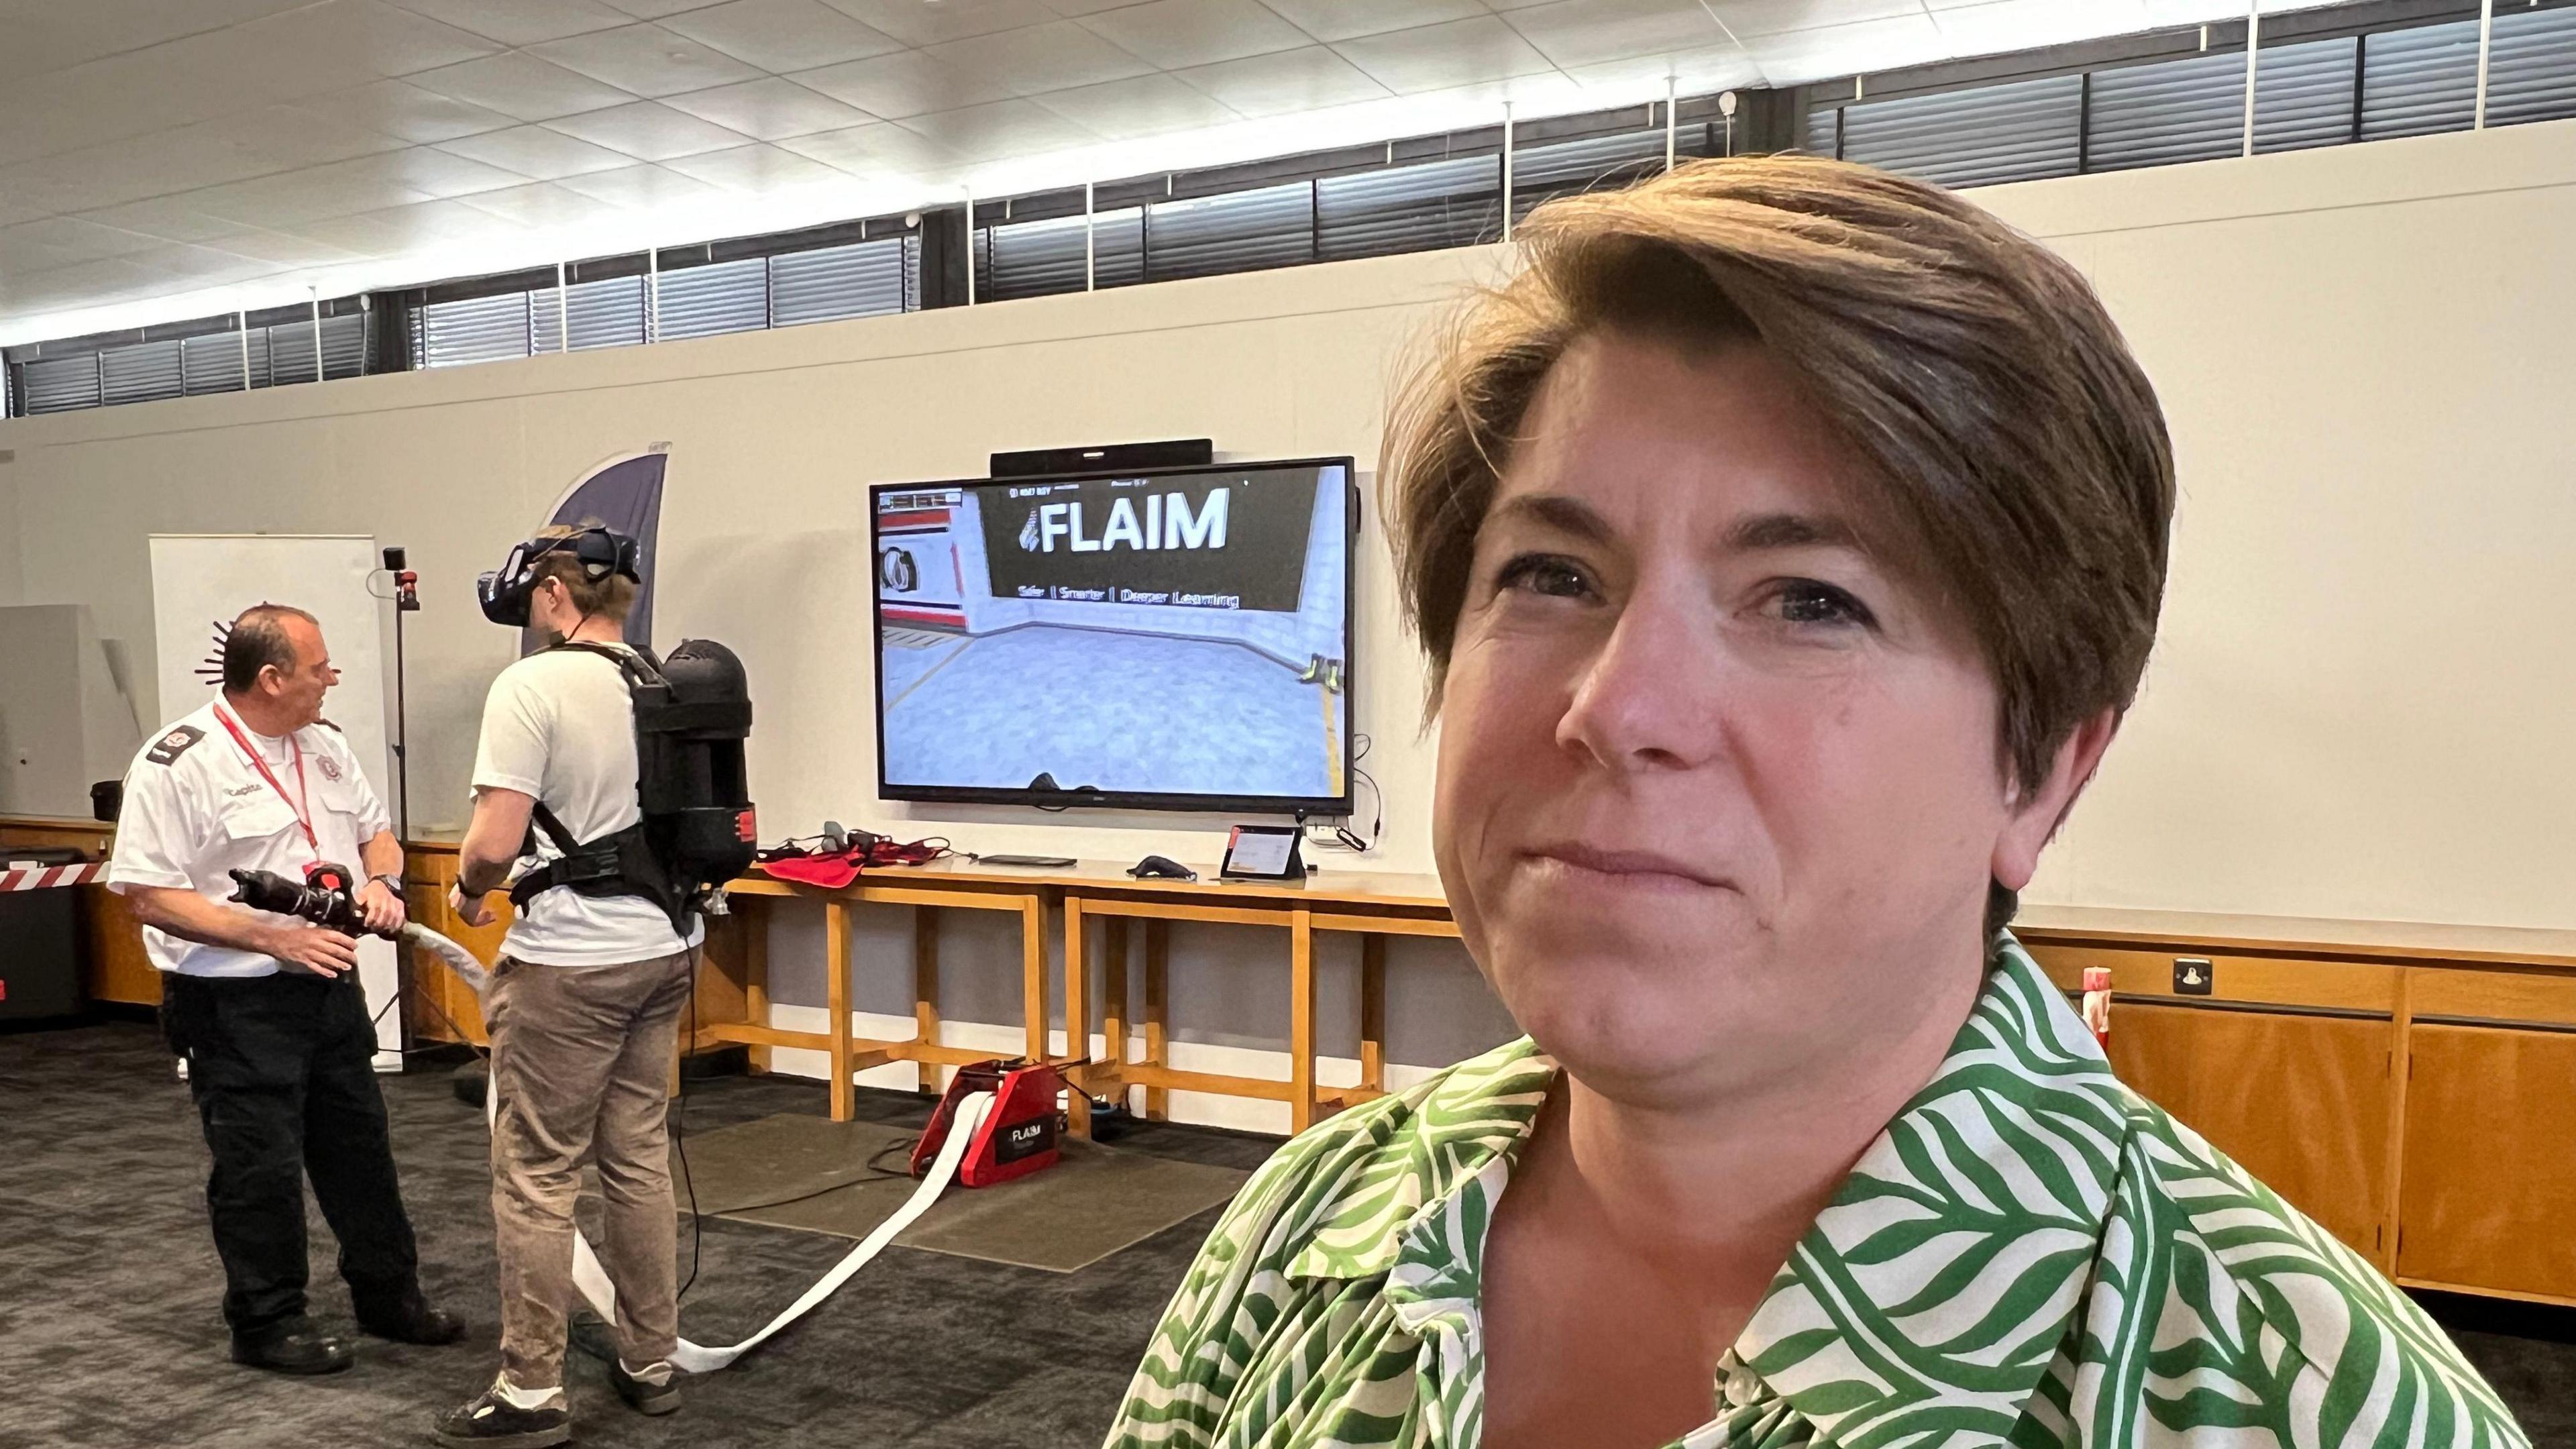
[911,1058,1073,1189]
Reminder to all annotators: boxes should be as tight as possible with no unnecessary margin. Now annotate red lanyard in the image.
[213,704,318,855]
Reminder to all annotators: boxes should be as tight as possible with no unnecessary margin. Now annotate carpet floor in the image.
[3,1018,2571,1447]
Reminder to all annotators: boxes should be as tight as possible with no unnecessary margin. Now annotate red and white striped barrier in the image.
[0,861,108,892]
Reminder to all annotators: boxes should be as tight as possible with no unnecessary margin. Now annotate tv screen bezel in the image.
[869,455,1360,817]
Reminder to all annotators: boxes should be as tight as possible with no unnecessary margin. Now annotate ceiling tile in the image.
[231,0,504,80]
[70,197,246,244]
[1501,0,1732,70]
[453,179,626,227]
[1333,15,1557,93]
[1030,72,1245,140]
[0,218,166,270]
[1561,40,1762,97]
[790,49,1019,118]
[1169,45,1392,117]
[0,1,312,84]
[1709,0,1921,40]
[659,141,853,190]
[199,226,370,266]
[1040,0,1141,13]
[924,21,1156,97]
[384,0,637,45]
[372,144,546,196]
[527,24,767,99]
[434,124,640,178]
[407,51,642,120]
[816,0,1058,47]
[296,197,521,254]
[1737,11,1943,81]
[658,0,907,72]
[663,76,878,139]
[1251,0,1491,43]
[551,162,729,207]
[1932,0,2152,60]
[1076,0,1310,70]
[290,78,522,143]
[176,161,430,229]
[894,98,1100,162]
[777,122,967,176]
[594,0,733,16]
[544,101,755,160]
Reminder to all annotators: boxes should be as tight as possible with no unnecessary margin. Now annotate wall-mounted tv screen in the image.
[871,458,1355,814]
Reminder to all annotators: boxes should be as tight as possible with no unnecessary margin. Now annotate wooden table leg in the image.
[1103,917,1129,1118]
[1360,932,1387,1103]
[744,897,771,1075]
[1291,907,1316,1134]
[826,898,853,1122]
[1020,896,1047,1065]
[1065,895,1091,1139]
[1144,920,1169,1122]
[914,904,941,1095]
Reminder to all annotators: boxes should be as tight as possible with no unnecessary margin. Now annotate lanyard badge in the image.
[213,705,319,855]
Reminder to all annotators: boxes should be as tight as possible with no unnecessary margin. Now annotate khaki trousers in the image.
[485,947,696,1388]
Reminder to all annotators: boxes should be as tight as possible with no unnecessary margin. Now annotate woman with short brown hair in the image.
[1102,156,2521,1449]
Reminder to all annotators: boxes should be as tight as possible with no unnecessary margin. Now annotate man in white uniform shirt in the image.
[437,527,698,1447]
[108,604,462,1375]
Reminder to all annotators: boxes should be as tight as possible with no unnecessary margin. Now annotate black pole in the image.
[393,606,409,841]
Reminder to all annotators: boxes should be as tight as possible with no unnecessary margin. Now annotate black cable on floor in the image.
[676,941,704,1302]
[696,1140,916,1219]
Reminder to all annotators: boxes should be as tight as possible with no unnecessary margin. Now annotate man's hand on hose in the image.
[449,883,498,929]
[358,877,407,934]
[262,920,361,977]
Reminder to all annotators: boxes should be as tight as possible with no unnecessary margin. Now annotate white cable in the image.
[400,922,986,1375]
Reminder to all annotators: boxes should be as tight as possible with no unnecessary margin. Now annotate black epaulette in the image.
[146,724,207,766]
[316,717,343,733]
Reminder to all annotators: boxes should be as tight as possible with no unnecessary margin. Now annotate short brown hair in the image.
[1383,156,2175,935]
[221,604,319,692]
[531,521,637,623]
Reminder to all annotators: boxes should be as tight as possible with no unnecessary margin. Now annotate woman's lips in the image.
[1523,843,1733,892]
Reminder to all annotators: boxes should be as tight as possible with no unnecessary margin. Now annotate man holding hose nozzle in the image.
[435,525,702,1448]
[106,604,462,1375]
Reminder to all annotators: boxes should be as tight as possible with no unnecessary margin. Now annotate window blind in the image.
[1316,154,1497,261]
[978,207,1144,301]
[22,356,102,414]
[531,274,647,352]
[654,256,767,340]
[768,237,912,327]
[2253,36,2361,155]
[1144,180,1316,284]
[2360,18,2479,140]
[100,340,182,407]
[2087,50,2246,172]
[1511,128,1680,225]
[2487,5,2576,127]
[1837,72,2082,188]
[417,290,532,368]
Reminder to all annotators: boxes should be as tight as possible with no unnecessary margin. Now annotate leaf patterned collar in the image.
[1281,940,2134,1441]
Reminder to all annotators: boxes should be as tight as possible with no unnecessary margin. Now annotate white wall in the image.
[3,119,2573,1124]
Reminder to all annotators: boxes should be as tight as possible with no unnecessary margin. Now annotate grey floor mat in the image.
[684,1114,1247,1274]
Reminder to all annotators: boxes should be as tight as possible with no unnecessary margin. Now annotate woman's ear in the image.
[1992,708,2121,892]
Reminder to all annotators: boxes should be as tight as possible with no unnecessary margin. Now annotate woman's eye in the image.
[1495,555,1595,600]
[1772,580,1876,629]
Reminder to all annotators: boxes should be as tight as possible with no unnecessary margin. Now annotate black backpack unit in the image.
[508,639,757,933]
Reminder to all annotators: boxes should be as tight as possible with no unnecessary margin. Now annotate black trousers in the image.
[161,971,423,1340]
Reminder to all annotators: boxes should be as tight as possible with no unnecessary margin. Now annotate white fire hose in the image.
[400,922,990,1373]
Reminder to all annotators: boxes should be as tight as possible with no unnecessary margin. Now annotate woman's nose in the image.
[1555,589,1723,773]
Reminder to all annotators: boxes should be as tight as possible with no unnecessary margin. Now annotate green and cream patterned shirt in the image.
[1105,939,2524,1449]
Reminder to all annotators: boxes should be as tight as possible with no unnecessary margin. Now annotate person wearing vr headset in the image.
[106,604,463,1377]
[435,524,698,1446]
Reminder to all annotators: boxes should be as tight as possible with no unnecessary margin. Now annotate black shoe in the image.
[358,1291,466,1346]
[433,1384,572,1447]
[606,1356,680,1417]
[231,1324,354,1376]
[569,1310,679,1416]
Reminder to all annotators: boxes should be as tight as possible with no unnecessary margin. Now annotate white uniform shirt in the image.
[472,646,701,968]
[107,699,390,978]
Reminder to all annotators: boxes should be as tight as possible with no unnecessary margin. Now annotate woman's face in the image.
[1432,329,2087,1104]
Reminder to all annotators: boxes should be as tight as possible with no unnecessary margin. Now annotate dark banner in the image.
[527,449,666,655]
[974,468,1318,613]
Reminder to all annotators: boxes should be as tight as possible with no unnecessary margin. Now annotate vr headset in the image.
[478,526,642,627]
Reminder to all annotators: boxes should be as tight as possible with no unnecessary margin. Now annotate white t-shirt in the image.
[108,700,390,977]
[472,645,702,967]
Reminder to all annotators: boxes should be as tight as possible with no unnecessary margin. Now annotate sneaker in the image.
[608,1357,680,1417]
[433,1381,572,1447]
[568,1309,680,1417]
[230,1322,353,1376]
